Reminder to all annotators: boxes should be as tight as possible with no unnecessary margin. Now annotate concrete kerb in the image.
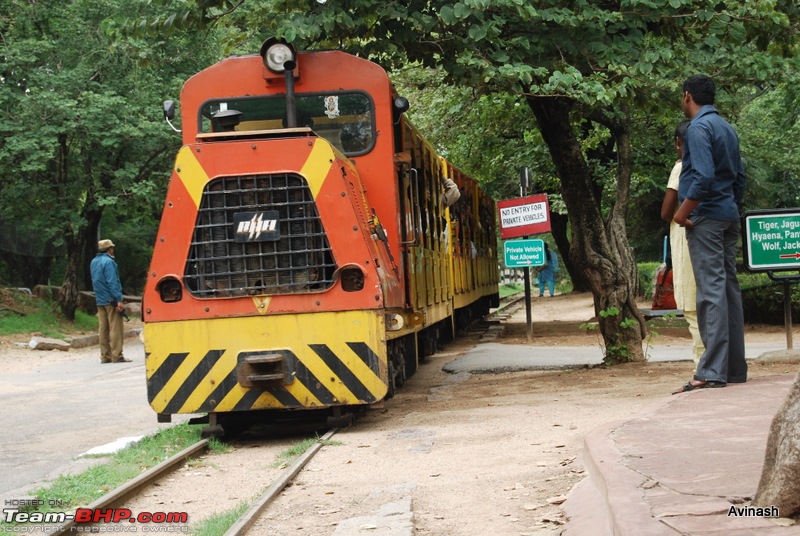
[66,328,142,349]
[758,349,800,363]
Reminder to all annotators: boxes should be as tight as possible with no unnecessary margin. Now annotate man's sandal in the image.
[672,380,726,395]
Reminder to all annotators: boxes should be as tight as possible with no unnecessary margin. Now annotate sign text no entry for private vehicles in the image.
[497,194,551,240]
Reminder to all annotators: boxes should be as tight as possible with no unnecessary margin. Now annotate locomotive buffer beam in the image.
[237,353,289,387]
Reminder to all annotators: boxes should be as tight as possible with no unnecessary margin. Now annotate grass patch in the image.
[191,499,251,536]
[499,283,524,298]
[0,289,97,338]
[271,436,342,469]
[0,424,207,525]
[646,314,688,329]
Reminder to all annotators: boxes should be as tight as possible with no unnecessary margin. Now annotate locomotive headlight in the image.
[340,266,365,292]
[261,39,297,73]
[157,277,183,303]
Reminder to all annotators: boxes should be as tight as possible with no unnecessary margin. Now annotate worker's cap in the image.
[98,239,115,251]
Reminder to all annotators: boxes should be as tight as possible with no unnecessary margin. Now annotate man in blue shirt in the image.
[673,74,746,393]
[90,239,130,364]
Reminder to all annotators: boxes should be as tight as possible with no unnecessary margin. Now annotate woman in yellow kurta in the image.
[661,120,705,368]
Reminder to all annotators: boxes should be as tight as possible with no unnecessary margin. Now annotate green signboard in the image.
[504,239,545,268]
[742,209,800,272]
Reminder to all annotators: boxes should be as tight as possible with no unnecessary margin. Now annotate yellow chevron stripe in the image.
[297,350,360,405]
[145,311,387,413]
[252,296,271,315]
[175,147,209,208]
[300,140,335,198]
[283,380,324,407]
[177,356,237,414]
[213,384,275,411]
[328,340,385,399]
[214,380,324,411]
[149,351,209,414]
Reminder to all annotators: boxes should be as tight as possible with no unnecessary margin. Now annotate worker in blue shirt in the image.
[673,74,746,393]
[90,239,130,364]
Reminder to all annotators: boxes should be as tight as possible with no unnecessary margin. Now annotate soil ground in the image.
[126,294,800,534]
[4,292,798,535]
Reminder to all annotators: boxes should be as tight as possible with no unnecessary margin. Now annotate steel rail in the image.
[52,439,209,534]
[490,293,525,319]
[223,428,338,536]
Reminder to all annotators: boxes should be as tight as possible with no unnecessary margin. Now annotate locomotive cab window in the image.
[199,92,375,155]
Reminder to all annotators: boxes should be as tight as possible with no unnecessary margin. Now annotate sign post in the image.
[498,169,552,342]
[742,209,800,349]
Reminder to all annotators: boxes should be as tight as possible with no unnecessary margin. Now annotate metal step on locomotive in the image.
[144,37,499,435]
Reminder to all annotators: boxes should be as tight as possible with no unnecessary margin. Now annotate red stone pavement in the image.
[564,374,800,535]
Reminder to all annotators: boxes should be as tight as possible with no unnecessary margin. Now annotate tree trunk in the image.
[54,132,91,322]
[527,95,645,363]
[59,230,84,321]
[82,208,102,290]
[549,211,589,292]
[753,372,800,516]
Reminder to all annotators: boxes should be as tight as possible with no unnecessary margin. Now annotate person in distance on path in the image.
[90,239,130,364]
[536,243,558,297]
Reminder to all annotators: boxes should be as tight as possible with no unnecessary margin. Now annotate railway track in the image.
[50,439,209,533]
[49,429,337,535]
[38,302,517,535]
[223,429,337,536]
[490,292,525,319]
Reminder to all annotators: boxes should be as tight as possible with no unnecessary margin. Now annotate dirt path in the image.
[118,293,798,534]
[4,292,798,535]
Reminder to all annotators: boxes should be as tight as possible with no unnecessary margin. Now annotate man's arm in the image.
[734,165,746,211]
[684,122,714,202]
[103,261,124,306]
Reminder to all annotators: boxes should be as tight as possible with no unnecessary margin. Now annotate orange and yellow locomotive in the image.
[143,39,498,432]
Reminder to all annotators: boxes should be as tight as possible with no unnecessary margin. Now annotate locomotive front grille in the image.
[185,173,336,297]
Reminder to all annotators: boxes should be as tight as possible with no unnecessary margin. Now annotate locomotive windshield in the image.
[199,92,375,155]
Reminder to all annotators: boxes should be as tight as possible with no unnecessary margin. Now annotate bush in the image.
[740,272,800,324]
[0,289,97,337]
[638,262,661,301]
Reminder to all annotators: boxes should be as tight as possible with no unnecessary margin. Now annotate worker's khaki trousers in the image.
[98,305,124,363]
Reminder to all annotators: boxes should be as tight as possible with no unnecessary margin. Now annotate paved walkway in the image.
[0,331,169,500]
[564,374,800,535]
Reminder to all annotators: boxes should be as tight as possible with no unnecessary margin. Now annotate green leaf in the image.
[438,5,455,25]
[468,24,487,41]
[453,2,472,20]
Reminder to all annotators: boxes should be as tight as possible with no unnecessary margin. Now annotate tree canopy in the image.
[4,0,800,344]
[0,0,219,316]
